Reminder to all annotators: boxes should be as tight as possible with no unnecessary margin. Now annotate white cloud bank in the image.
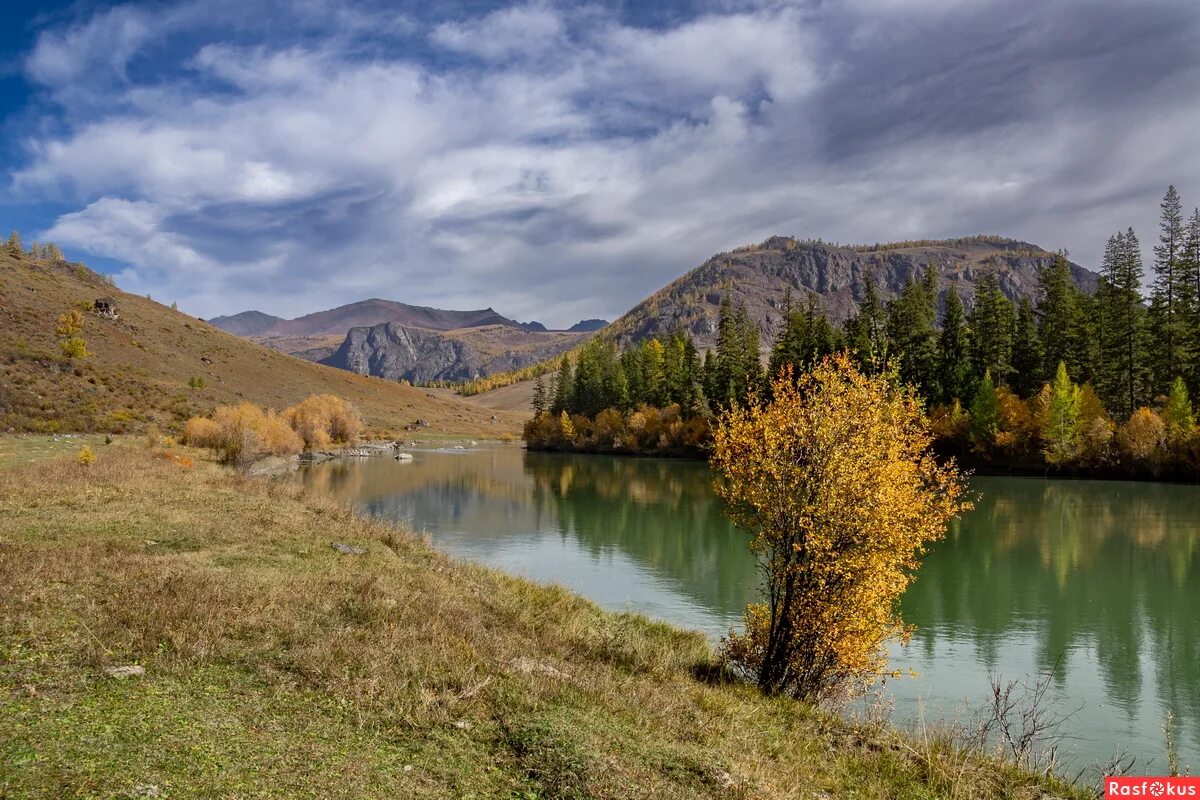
[12,0,1200,324]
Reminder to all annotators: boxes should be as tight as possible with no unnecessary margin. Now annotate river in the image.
[300,444,1200,771]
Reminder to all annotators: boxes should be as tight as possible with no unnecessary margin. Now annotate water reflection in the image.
[300,447,1199,769]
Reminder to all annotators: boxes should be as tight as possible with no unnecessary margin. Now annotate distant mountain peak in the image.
[210,299,525,339]
[205,310,285,336]
[568,319,609,333]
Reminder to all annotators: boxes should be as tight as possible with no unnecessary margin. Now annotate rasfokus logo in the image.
[1106,777,1200,798]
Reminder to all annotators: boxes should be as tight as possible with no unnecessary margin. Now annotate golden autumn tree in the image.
[711,355,970,701]
[55,309,92,360]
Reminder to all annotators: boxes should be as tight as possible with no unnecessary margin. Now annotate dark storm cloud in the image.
[10,0,1200,324]
[811,0,1200,160]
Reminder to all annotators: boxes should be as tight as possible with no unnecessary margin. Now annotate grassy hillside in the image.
[0,445,1089,799]
[437,378,538,413]
[0,252,523,437]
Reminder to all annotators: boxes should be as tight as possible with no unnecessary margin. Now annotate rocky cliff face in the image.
[321,323,583,383]
[608,236,1099,350]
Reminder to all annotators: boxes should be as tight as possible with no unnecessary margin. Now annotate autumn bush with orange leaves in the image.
[712,355,971,702]
[283,394,363,449]
[183,394,363,467]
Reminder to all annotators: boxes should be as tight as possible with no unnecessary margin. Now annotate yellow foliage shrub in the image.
[591,408,625,447]
[1118,407,1166,463]
[712,357,970,701]
[185,402,303,467]
[283,394,363,449]
[182,416,222,448]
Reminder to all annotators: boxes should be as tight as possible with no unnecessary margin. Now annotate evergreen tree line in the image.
[5,230,64,261]
[533,294,770,420]
[528,186,1200,473]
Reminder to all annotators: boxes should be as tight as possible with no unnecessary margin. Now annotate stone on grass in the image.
[331,542,366,555]
[104,665,145,679]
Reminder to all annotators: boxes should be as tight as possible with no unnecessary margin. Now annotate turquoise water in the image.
[301,445,1200,771]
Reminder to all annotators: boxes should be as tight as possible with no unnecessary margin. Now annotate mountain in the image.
[205,310,284,336]
[568,319,610,333]
[607,235,1099,350]
[210,299,521,339]
[0,252,523,436]
[322,323,585,383]
[209,299,600,383]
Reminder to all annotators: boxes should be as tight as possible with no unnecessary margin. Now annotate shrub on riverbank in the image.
[713,357,970,701]
[524,403,711,457]
[182,401,302,466]
[283,394,363,449]
[183,394,364,466]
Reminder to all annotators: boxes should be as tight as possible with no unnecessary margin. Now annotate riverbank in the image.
[526,418,1200,485]
[0,444,1089,798]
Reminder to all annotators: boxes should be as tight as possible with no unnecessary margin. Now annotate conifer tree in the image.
[736,302,763,400]
[1163,376,1195,449]
[1067,289,1099,386]
[937,288,973,403]
[1149,185,1186,391]
[1041,362,1081,465]
[713,295,739,406]
[622,347,644,405]
[969,271,1014,386]
[845,274,887,373]
[1181,208,1200,396]
[1036,252,1079,378]
[532,376,548,416]
[1097,229,1148,417]
[5,230,22,256]
[552,355,573,414]
[702,348,717,404]
[969,369,1000,450]
[571,348,597,416]
[598,340,629,411]
[1011,298,1044,397]
[641,338,668,407]
[885,268,939,400]
[770,294,838,382]
[680,334,705,414]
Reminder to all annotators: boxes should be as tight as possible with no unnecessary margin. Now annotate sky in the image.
[1,0,1198,327]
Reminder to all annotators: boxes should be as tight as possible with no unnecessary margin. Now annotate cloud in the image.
[431,4,566,60]
[10,0,1200,325]
[25,5,157,87]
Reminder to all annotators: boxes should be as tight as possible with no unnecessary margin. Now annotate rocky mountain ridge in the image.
[607,235,1099,351]
[209,299,520,338]
[209,298,605,383]
[321,323,584,383]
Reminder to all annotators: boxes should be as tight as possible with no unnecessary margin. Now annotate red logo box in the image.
[1106,778,1200,798]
